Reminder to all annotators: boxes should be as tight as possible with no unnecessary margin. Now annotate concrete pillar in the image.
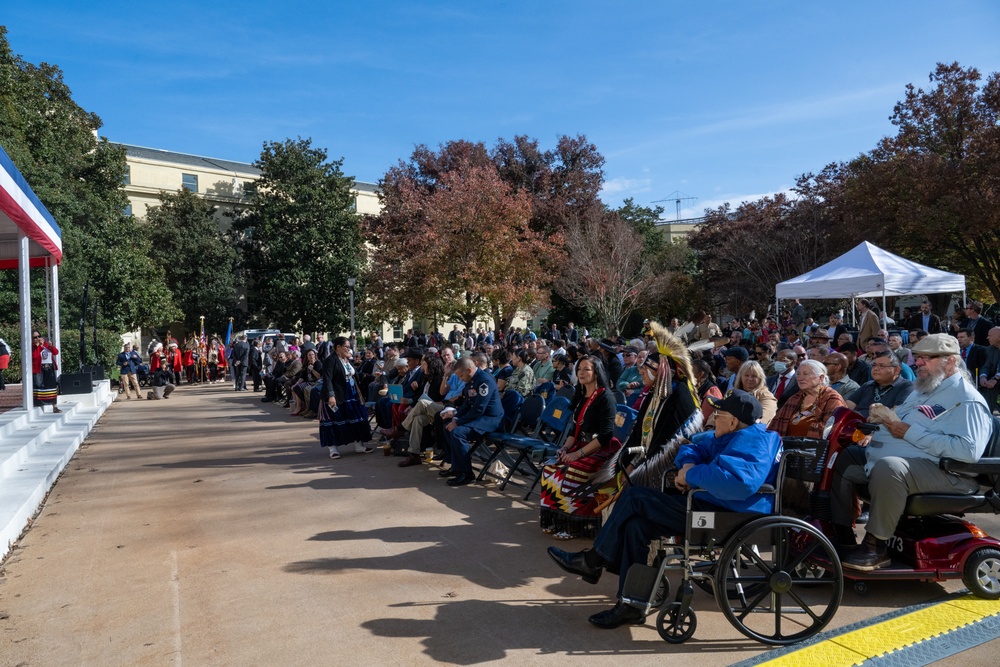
[18,231,32,415]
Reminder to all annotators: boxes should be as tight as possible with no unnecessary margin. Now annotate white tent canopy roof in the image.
[775,241,966,300]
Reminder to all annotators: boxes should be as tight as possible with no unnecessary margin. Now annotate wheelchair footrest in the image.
[622,564,660,603]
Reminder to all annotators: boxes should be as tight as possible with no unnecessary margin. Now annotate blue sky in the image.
[4,2,1000,218]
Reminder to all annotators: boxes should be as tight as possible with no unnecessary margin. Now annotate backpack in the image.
[0,339,9,357]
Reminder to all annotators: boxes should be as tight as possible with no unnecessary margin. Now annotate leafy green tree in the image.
[232,137,363,333]
[144,189,240,333]
[0,26,176,370]
[617,198,665,256]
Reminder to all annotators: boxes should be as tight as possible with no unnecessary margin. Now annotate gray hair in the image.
[797,359,830,386]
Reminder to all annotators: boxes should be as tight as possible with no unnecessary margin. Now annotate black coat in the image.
[906,313,942,334]
[767,373,799,409]
[571,388,617,447]
[231,340,250,365]
[320,356,350,403]
[249,346,262,371]
[962,343,989,377]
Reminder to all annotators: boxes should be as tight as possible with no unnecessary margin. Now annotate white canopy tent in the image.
[775,241,966,328]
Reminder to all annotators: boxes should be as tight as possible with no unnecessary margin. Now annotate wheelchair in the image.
[618,438,843,645]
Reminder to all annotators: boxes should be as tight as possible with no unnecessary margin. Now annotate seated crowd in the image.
[118,303,1000,628]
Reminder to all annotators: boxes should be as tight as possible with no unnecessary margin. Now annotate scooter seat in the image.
[904,493,995,516]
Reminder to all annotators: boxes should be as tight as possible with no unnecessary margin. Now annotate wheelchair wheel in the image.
[963,548,1000,599]
[715,516,842,645]
[656,602,697,644]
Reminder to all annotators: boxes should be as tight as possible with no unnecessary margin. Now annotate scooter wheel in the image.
[963,548,1000,599]
[853,581,869,596]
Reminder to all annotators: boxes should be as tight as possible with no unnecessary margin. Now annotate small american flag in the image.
[916,404,946,420]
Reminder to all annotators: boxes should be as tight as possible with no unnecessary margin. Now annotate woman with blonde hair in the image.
[733,360,778,424]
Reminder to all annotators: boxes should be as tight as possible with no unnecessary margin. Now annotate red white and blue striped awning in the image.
[0,143,62,269]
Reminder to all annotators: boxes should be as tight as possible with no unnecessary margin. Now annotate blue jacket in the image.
[455,368,504,433]
[117,350,143,374]
[675,424,782,513]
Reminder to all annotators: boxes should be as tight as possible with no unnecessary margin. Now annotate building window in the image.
[392,322,404,340]
[124,204,132,216]
[182,173,198,192]
[350,196,357,212]
[124,165,130,186]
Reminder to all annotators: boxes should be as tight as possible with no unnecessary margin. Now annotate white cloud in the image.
[676,188,795,219]
[601,176,653,198]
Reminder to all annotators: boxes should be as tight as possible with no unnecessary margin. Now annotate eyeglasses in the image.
[796,354,807,359]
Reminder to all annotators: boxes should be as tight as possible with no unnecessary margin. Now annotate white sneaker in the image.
[329,447,341,459]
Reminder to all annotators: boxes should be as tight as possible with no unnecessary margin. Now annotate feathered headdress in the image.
[647,320,698,406]
[572,321,702,503]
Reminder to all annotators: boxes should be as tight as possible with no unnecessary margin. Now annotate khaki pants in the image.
[121,372,140,398]
[402,399,445,454]
[832,445,980,539]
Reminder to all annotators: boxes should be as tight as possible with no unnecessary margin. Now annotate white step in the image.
[0,381,114,560]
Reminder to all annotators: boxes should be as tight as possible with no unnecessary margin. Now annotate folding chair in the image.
[475,393,541,482]
[496,396,574,498]
[535,381,556,402]
[612,389,627,405]
[471,391,524,469]
[556,385,576,401]
[614,404,638,443]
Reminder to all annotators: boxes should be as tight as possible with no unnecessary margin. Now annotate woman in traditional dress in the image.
[290,348,322,417]
[216,340,229,382]
[182,338,196,384]
[0,336,11,391]
[539,355,620,540]
[594,322,703,500]
[319,336,374,459]
[31,331,60,412]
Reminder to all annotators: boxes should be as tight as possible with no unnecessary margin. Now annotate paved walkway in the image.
[0,383,996,666]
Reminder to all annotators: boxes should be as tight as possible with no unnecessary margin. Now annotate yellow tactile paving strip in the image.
[755,595,1000,666]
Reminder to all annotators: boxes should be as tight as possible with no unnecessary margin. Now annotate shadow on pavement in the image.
[361,597,762,664]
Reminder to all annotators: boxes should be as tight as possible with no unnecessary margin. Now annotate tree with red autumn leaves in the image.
[366,140,557,332]
[366,136,604,332]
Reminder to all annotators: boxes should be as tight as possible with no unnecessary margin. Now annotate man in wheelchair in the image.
[832,334,994,571]
[548,389,782,628]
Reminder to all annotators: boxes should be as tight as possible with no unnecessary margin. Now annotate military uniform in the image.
[445,368,504,476]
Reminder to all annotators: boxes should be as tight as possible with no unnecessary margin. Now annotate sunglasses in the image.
[796,354,807,359]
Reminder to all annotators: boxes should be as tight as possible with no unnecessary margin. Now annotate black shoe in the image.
[447,472,474,486]
[398,453,422,468]
[261,397,273,403]
[843,534,890,571]
[547,547,602,584]
[588,601,644,629]
[438,468,457,478]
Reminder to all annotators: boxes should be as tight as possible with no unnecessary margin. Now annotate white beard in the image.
[915,366,946,394]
